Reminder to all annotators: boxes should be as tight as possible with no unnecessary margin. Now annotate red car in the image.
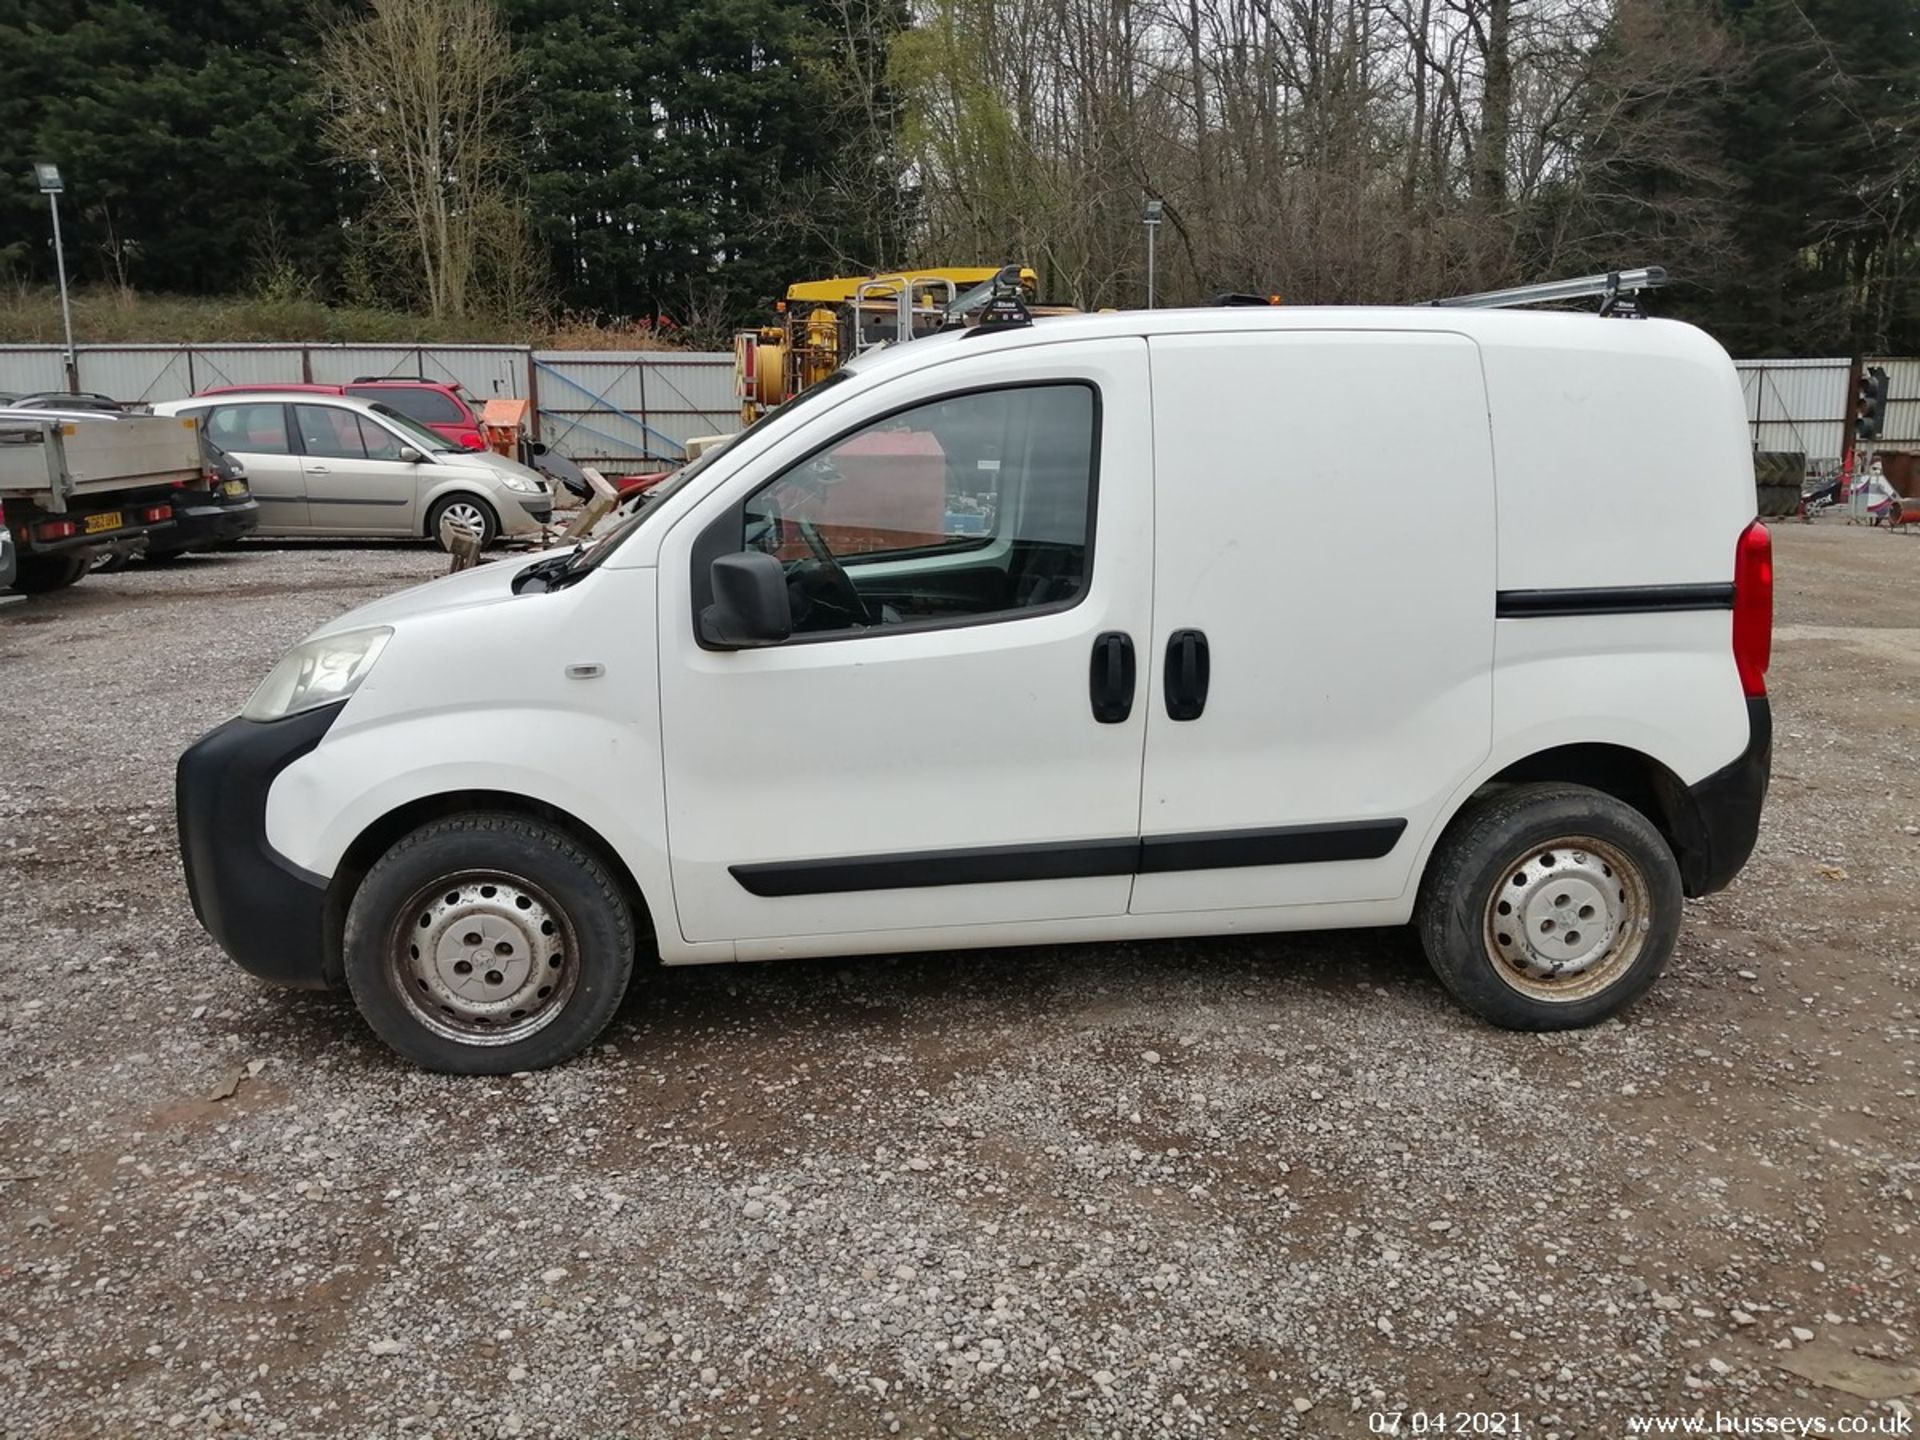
[196,377,486,452]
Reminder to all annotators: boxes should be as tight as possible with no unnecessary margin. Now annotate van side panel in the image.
[1479,319,1754,592]
[261,567,714,960]
[1131,330,1496,914]
[1477,319,1754,784]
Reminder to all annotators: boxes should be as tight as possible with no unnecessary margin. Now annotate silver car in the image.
[151,393,553,549]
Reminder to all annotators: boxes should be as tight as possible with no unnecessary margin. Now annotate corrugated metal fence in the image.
[1735,356,1920,467]
[0,343,739,467]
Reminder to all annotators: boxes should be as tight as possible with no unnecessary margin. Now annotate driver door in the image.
[656,338,1154,946]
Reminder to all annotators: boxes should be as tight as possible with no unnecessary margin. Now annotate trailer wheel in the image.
[10,552,90,594]
[1416,783,1682,1030]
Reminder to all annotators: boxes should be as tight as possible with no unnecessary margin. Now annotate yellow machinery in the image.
[734,265,1043,425]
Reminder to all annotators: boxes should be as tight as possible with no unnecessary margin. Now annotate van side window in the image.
[739,383,1096,638]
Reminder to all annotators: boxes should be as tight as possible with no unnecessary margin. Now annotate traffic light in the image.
[1856,365,1890,441]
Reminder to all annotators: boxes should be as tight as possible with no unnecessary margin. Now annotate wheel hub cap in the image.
[440,504,484,539]
[1485,838,1645,999]
[392,874,575,1044]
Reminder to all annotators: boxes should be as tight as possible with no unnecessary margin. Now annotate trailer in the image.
[1,411,203,592]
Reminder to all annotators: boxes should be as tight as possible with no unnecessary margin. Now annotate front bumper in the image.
[506,492,555,531]
[1672,696,1771,897]
[176,702,344,989]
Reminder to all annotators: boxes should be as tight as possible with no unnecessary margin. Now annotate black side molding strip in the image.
[1497,583,1734,618]
[1138,819,1406,872]
[732,836,1138,897]
[729,821,1406,897]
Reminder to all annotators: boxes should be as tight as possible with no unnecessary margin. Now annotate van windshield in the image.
[560,371,854,577]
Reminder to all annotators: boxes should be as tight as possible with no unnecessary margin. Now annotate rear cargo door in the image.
[1131,329,1496,915]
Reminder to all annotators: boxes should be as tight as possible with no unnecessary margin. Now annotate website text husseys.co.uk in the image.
[1624,1413,1913,1436]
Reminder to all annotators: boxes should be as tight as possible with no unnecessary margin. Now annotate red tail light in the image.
[1732,520,1772,697]
[457,431,485,451]
[142,504,173,524]
[33,519,78,543]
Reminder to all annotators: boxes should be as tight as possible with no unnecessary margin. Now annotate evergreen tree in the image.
[503,0,908,326]
[0,0,351,295]
[1694,0,1920,354]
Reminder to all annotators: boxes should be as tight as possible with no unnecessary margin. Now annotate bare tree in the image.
[317,0,526,318]
[889,0,1740,307]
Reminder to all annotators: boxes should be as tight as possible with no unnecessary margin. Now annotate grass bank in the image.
[0,286,685,350]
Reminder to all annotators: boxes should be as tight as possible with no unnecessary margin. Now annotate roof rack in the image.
[1428,266,1668,316]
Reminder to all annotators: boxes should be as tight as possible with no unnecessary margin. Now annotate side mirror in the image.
[698,551,792,649]
[398,445,424,463]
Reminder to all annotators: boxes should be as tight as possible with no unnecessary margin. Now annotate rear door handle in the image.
[1089,631,1136,723]
[307,464,331,475]
[1164,629,1210,720]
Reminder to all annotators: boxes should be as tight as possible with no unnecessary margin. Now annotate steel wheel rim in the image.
[1483,834,1649,1003]
[438,502,486,544]
[386,870,579,1045]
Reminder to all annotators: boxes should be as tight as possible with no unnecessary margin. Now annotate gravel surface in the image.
[1,527,1916,1438]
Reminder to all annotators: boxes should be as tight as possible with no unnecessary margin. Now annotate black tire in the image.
[1414,783,1682,1030]
[427,494,499,553]
[10,551,90,593]
[343,813,636,1073]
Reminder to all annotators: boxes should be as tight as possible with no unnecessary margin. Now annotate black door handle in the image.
[1089,631,1136,723]
[1164,629,1210,720]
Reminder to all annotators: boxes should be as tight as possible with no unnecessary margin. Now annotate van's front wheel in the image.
[1416,784,1682,1030]
[343,814,635,1072]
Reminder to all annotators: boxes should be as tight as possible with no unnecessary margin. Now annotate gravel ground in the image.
[1,526,1916,1439]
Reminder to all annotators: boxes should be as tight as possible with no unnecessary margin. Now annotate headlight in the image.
[243,626,391,722]
[500,473,537,493]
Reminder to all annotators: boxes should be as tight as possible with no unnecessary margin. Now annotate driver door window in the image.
[739,383,1096,637]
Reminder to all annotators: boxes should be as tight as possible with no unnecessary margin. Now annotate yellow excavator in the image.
[734,265,1051,425]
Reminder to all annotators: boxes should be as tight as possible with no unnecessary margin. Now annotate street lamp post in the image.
[35,163,78,393]
[1142,197,1164,309]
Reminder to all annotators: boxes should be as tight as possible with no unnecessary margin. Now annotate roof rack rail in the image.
[1428,266,1668,316]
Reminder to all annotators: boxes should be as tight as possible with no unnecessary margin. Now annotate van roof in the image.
[842,304,1728,380]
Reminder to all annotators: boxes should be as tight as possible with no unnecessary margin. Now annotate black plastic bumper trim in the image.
[729,819,1406,897]
[176,702,344,989]
[1497,583,1734,618]
[1670,695,1771,897]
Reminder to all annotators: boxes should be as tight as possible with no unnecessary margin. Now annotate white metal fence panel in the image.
[533,352,735,467]
[0,342,741,468]
[184,347,307,390]
[0,346,70,395]
[1736,358,1848,463]
[308,345,530,404]
[1874,357,1920,447]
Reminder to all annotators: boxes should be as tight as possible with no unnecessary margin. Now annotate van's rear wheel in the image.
[428,494,498,552]
[1415,784,1681,1029]
[343,814,635,1073]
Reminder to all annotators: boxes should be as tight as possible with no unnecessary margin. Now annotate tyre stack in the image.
[1753,450,1805,518]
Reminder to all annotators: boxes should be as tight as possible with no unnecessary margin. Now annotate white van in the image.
[176,306,1772,1073]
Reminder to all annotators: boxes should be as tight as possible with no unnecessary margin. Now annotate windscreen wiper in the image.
[512,544,584,595]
